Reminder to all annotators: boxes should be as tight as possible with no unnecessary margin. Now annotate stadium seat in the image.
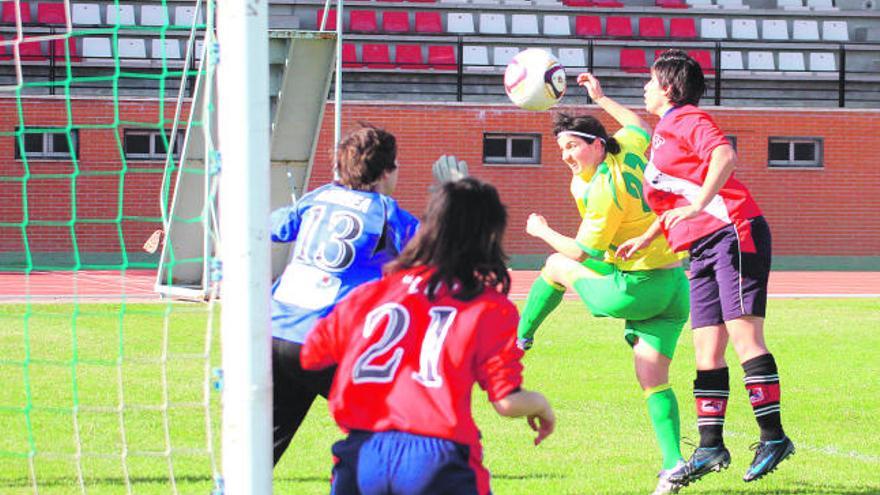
[689,49,714,74]
[594,0,624,6]
[762,19,789,40]
[669,18,697,38]
[71,4,100,25]
[686,0,716,7]
[174,6,203,26]
[342,43,360,68]
[563,0,593,6]
[395,44,426,69]
[777,0,807,8]
[700,18,727,38]
[544,15,571,36]
[606,16,633,37]
[316,9,336,30]
[382,11,410,33]
[414,12,442,34]
[82,37,111,57]
[194,39,204,60]
[17,39,46,61]
[2,2,32,23]
[493,46,518,66]
[151,39,181,59]
[720,50,744,70]
[479,14,506,34]
[140,5,168,26]
[575,15,601,37]
[822,21,848,41]
[440,0,468,3]
[809,52,836,72]
[792,20,819,40]
[558,47,587,69]
[447,13,474,34]
[747,51,775,71]
[118,38,146,58]
[620,49,647,73]
[807,0,836,9]
[362,43,392,68]
[639,17,666,38]
[731,19,758,39]
[656,0,689,7]
[536,0,564,5]
[350,10,378,33]
[37,3,67,24]
[463,46,489,68]
[717,0,748,8]
[427,45,456,70]
[50,37,79,61]
[106,4,135,25]
[511,14,538,35]
[778,52,805,72]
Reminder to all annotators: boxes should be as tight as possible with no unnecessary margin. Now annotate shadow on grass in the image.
[597,482,880,495]
[493,472,566,481]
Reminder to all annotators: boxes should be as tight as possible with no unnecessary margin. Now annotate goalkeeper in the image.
[518,73,690,495]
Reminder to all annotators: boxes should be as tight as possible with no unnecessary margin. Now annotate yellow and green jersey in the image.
[570,125,684,272]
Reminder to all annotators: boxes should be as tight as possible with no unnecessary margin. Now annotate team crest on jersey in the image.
[652,134,665,150]
[749,388,765,405]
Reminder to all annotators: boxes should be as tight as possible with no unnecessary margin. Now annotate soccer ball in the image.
[504,49,566,111]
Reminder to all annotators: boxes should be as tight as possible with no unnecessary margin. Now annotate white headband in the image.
[559,130,606,144]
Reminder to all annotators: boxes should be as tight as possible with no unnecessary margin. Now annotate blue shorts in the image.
[330,430,485,495]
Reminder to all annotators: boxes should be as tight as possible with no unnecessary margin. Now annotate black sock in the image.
[743,353,785,442]
[694,367,729,448]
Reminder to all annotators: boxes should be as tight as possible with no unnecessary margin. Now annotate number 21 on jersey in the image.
[352,302,457,389]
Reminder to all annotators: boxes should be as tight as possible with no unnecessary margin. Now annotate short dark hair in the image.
[552,112,621,155]
[385,177,510,301]
[652,49,705,107]
[335,123,397,191]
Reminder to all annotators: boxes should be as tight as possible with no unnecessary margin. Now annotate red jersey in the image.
[645,105,763,253]
[301,266,523,452]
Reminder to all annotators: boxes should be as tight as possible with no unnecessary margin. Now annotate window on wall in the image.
[768,137,823,168]
[124,130,183,160]
[14,128,79,160]
[483,133,541,165]
[726,135,737,151]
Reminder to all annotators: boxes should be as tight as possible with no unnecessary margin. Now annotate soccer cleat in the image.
[743,436,795,482]
[516,337,533,351]
[652,461,686,495]
[667,444,731,485]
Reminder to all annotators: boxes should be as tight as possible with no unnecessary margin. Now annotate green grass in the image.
[2,299,879,494]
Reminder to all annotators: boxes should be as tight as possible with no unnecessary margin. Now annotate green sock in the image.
[517,274,564,340]
[646,385,684,470]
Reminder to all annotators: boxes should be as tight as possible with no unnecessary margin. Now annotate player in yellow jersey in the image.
[518,73,689,495]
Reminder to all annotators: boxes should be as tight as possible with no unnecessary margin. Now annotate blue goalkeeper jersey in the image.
[270,182,419,343]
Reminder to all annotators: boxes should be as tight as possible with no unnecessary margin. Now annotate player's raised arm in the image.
[577,72,652,135]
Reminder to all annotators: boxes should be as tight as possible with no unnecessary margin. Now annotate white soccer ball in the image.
[504,49,567,111]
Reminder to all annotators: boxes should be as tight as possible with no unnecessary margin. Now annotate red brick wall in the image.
[2,97,879,260]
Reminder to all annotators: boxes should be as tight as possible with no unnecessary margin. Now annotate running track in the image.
[0,270,877,302]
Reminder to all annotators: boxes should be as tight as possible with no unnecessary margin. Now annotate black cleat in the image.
[667,444,731,485]
[743,436,795,482]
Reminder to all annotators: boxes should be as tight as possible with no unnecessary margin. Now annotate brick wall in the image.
[2,97,878,264]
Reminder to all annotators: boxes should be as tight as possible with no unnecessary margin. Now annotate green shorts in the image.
[569,265,689,359]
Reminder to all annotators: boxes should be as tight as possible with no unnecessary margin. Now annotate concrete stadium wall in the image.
[1,97,878,270]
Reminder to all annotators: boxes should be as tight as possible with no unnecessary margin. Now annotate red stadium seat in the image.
[575,16,602,37]
[689,49,714,75]
[656,0,689,7]
[669,18,697,39]
[342,42,361,68]
[0,35,10,60]
[37,2,66,24]
[563,0,594,6]
[19,39,46,61]
[382,11,409,33]
[316,9,336,31]
[3,2,33,23]
[349,10,378,33]
[414,11,442,34]
[395,44,426,69]
[639,17,666,38]
[427,45,456,70]
[50,37,79,61]
[362,43,392,69]
[605,16,633,37]
[593,0,624,6]
[620,48,648,73]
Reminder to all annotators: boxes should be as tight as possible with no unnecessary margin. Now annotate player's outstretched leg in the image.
[517,265,565,350]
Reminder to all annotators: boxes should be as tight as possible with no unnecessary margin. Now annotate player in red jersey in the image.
[301,177,555,495]
[618,49,794,487]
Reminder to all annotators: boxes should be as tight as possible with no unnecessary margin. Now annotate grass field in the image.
[1,298,879,494]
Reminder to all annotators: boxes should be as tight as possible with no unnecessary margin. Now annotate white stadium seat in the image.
[140,5,168,26]
[809,52,836,71]
[479,14,507,34]
[105,4,135,25]
[493,46,519,66]
[761,20,789,40]
[792,20,819,41]
[701,18,728,38]
[447,13,475,34]
[720,50,744,70]
[543,15,571,36]
[151,39,181,59]
[731,19,758,39]
[82,37,112,57]
[748,51,775,71]
[118,38,147,58]
[822,21,849,41]
[463,46,489,66]
[72,4,101,25]
[778,52,805,72]
[511,14,539,35]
